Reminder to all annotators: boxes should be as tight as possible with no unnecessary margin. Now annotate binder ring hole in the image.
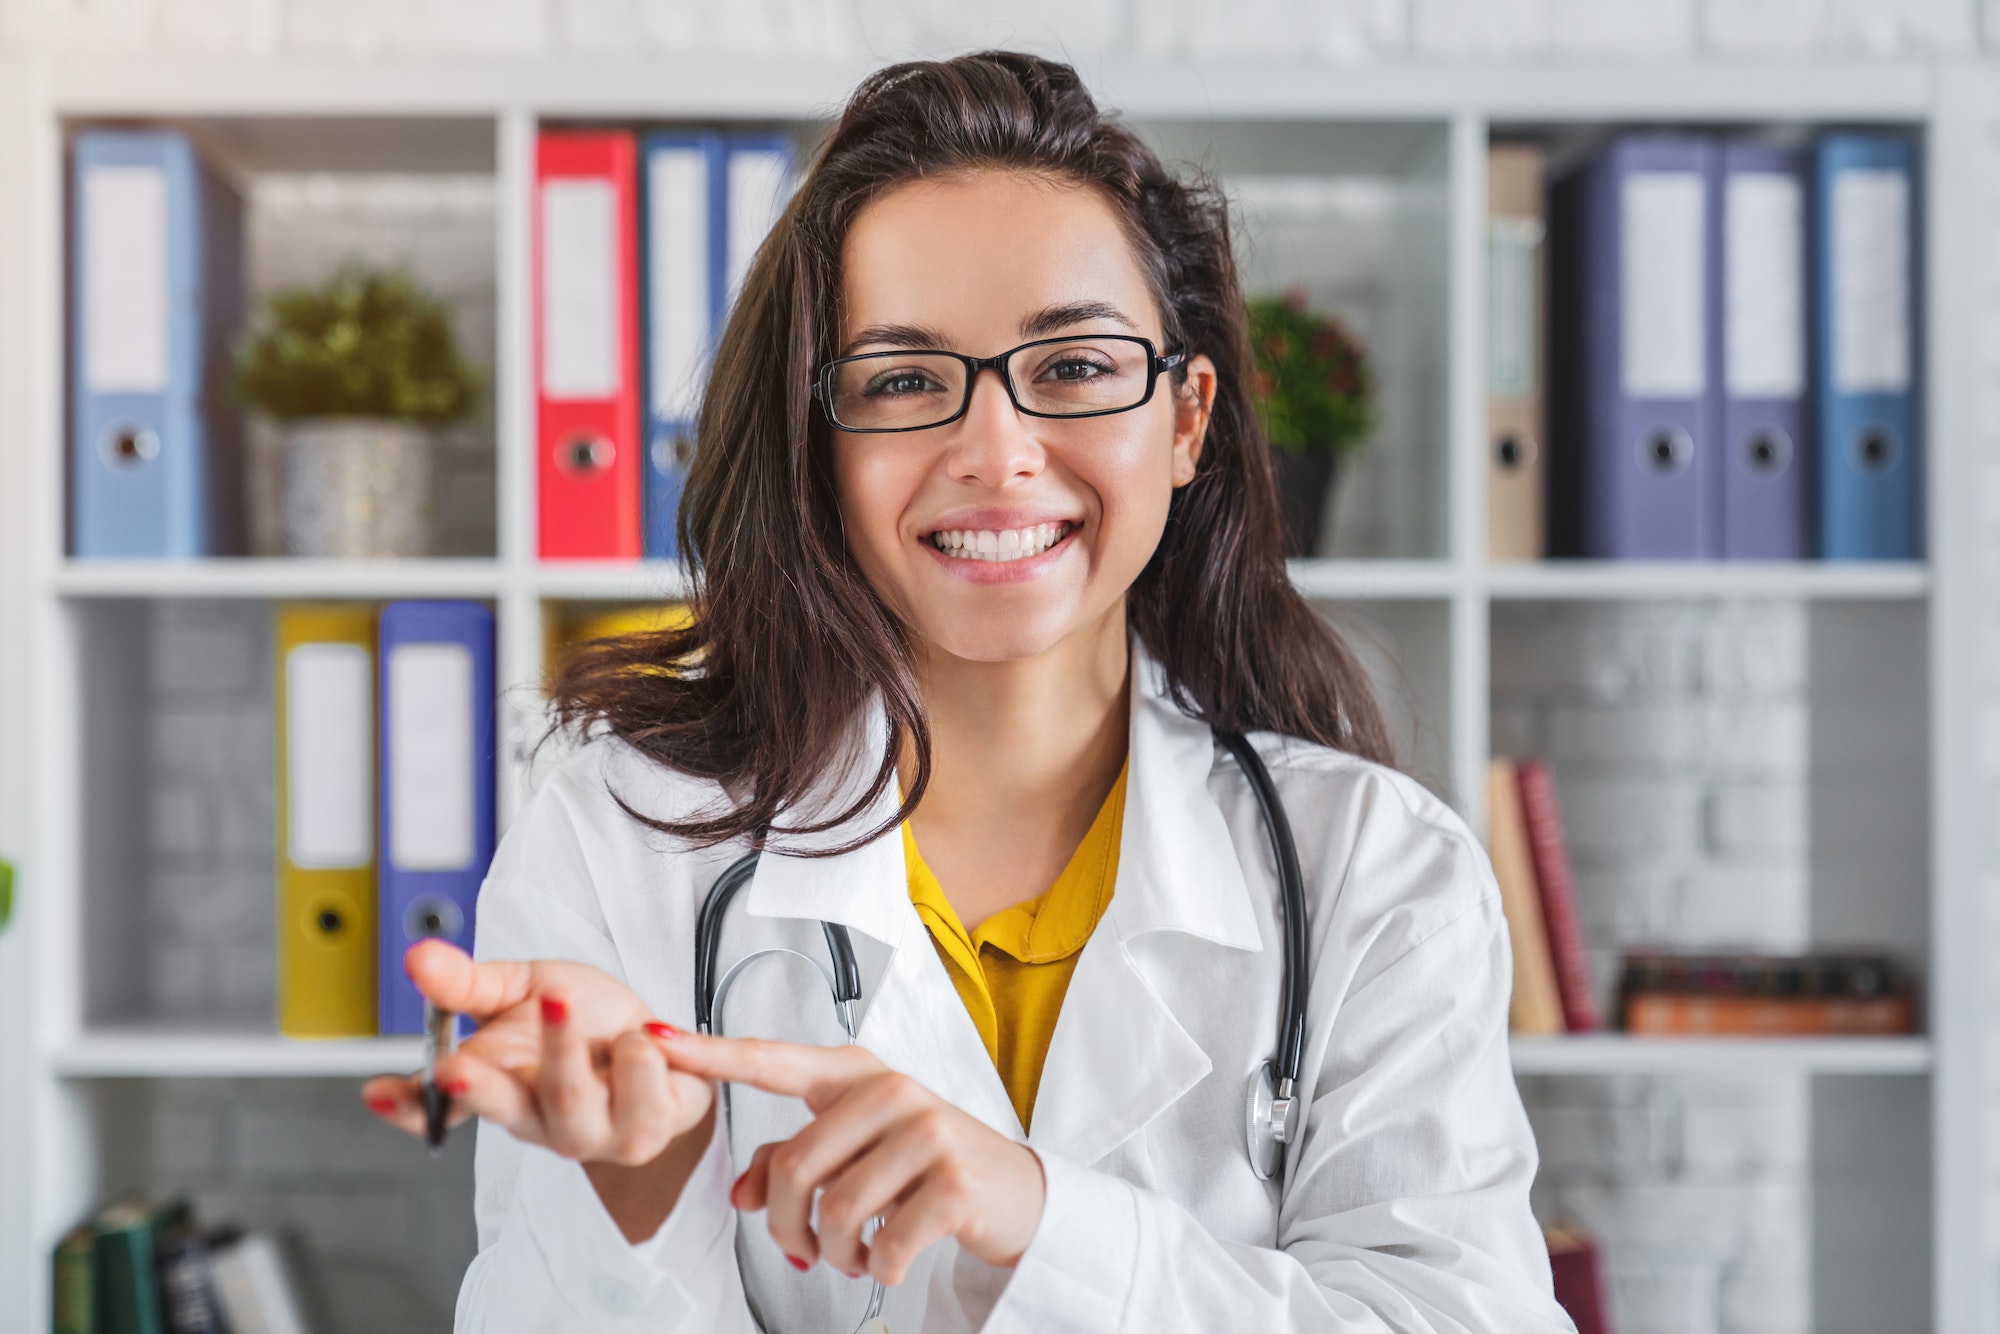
[560,436,614,475]
[1743,428,1794,478]
[1493,433,1537,471]
[317,908,345,937]
[1854,427,1898,473]
[99,426,160,470]
[649,435,694,475]
[404,894,465,945]
[1638,427,1693,476]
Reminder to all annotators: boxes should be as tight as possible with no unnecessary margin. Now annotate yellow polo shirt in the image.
[904,762,1127,1132]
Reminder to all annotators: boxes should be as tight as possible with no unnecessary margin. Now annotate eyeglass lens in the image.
[826,337,1154,431]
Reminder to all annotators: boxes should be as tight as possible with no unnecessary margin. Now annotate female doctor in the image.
[364,51,1573,1334]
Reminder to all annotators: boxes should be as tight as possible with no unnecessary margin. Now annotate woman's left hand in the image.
[660,1032,1045,1285]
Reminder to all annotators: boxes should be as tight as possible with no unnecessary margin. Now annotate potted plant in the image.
[234,264,483,558]
[1246,291,1377,558]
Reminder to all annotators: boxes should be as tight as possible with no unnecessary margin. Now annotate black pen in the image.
[422,1000,459,1154]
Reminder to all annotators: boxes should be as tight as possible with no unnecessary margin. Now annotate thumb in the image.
[403,939,537,1020]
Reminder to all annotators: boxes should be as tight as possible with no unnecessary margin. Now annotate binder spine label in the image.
[1620,171,1707,398]
[81,165,171,393]
[285,643,373,868]
[387,642,476,872]
[1724,172,1804,398]
[1831,169,1911,394]
[540,179,620,400]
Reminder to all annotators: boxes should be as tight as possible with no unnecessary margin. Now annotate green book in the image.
[52,1225,96,1334]
[92,1200,190,1334]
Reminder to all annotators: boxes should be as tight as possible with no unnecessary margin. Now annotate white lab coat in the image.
[455,651,1576,1333]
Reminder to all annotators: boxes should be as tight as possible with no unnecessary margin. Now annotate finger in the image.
[535,989,612,1158]
[360,1075,428,1138]
[730,1141,778,1214]
[814,1123,945,1280]
[431,1050,537,1137]
[865,1173,971,1288]
[403,939,541,1022]
[603,1030,679,1165]
[663,1033,876,1109]
[760,1073,927,1273]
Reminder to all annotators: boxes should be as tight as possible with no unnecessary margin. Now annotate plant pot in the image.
[282,418,436,558]
[1269,446,1341,558]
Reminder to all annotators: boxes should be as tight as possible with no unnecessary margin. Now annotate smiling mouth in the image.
[928,522,1074,563]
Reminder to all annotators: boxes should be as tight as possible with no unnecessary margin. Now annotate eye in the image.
[862,367,946,398]
[1038,354,1117,383]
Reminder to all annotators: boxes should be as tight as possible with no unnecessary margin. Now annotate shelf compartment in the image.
[1508,1034,1930,1075]
[52,1031,426,1078]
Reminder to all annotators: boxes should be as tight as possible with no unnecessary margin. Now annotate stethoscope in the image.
[693,729,1306,1333]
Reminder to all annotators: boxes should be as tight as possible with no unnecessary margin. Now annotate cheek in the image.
[832,441,917,567]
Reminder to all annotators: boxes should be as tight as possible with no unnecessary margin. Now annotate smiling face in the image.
[829,170,1215,665]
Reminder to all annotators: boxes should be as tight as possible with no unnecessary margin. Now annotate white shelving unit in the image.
[0,55,1987,1334]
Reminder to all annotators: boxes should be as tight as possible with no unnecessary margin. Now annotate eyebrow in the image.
[838,301,1142,358]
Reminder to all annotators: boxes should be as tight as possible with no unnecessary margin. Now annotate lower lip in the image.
[921,528,1077,584]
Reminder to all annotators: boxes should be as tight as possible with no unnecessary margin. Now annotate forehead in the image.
[839,170,1160,342]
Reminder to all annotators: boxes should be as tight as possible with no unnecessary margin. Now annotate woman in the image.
[365,51,1572,1333]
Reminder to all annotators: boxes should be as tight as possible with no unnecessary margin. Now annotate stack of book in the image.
[1487,130,1920,562]
[1618,951,1915,1035]
[55,1199,313,1334]
[1485,757,1599,1035]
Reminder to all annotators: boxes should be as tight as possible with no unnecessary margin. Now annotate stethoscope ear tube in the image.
[1214,731,1308,1092]
[694,842,864,1035]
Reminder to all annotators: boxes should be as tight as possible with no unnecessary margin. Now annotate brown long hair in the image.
[551,51,1394,852]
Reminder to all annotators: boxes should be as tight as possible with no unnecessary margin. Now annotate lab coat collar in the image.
[742,647,1262,958]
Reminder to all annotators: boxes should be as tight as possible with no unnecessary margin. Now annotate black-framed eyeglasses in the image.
[814,335,1185,434]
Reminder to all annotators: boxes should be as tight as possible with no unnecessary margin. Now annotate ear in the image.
[1170,354,1218,489]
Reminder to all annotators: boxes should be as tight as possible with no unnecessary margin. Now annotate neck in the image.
[900,603,1132,925]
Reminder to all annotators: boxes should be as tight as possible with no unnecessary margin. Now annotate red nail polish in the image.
[438,1078,470,1097]
[786,1255,809,1272]
[540,996,568,1024]
[644,1021,679,1040]
[365,1095,398,1116]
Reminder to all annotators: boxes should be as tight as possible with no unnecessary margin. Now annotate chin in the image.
[918,612,1082,665]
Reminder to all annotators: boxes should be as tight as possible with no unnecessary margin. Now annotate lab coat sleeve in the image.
[983,893,1574,1334]
[450,764,759,1334]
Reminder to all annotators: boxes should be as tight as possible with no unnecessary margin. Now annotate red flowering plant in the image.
[1245,289,1376,457]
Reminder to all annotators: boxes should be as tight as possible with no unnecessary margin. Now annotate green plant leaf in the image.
[1244,292,1377,456]
[232,263,485,425]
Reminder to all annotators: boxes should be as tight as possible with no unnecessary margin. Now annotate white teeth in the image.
[929,523,1071,562]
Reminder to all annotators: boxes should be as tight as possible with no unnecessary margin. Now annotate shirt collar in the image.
[744,645,1263,957]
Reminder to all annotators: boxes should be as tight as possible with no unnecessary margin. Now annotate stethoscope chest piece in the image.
[1246,1059,1299,1182]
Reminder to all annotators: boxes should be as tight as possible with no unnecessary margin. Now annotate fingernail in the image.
[365,1095,398,1117]
[540,996,568,1024]
[786,1255,810,1272]
[644,1021,680,1040]
[438,1078,470,1097]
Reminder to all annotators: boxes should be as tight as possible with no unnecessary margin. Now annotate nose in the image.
[942,366,1045,486]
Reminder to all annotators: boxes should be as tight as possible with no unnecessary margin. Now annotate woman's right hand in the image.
[361,939,713,1168]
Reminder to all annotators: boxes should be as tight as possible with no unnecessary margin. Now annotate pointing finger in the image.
[402,940,540,1021]
[661,1033,876,1110]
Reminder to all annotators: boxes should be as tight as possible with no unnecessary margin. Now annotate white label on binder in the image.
[541,179,619,400]
[1487,218,1543,399]
[287,643,373,869]
[1725,172,1804,397]
[1621,171,1706,398]
[1832,169,1910,394]
[726,149,788,308]
[82,166,171,394]
[649,148,710,421]
[388,642,475,872]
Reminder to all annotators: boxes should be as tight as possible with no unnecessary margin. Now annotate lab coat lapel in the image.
[1028,653,1264,1167]
[740,696,1022,1140]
